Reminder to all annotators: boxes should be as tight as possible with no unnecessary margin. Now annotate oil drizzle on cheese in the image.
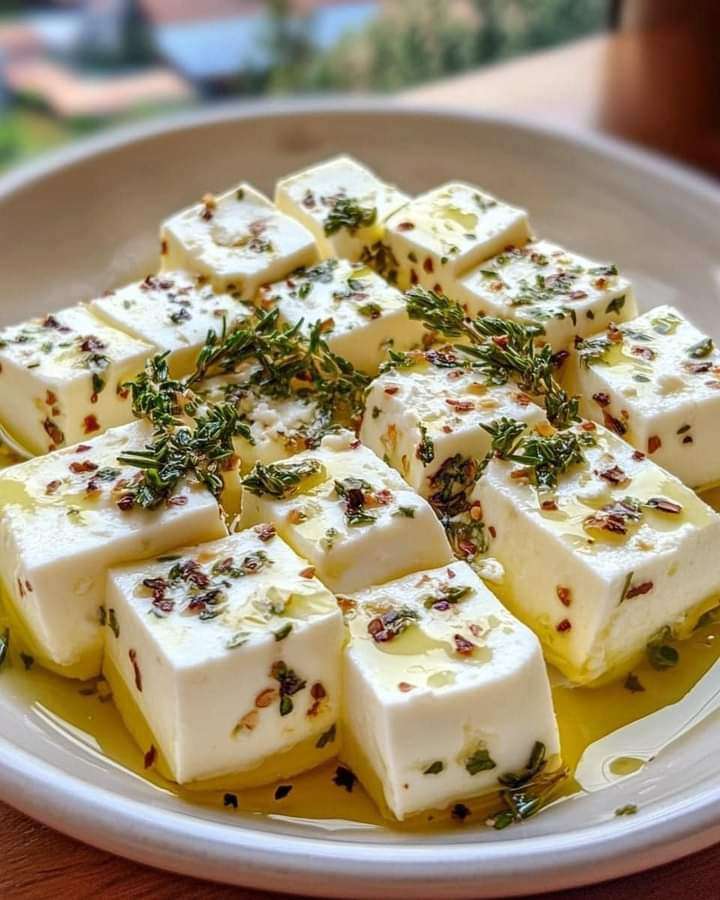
[2,441,720,831]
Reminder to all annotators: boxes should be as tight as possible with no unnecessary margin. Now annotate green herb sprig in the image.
[405,287,579,429]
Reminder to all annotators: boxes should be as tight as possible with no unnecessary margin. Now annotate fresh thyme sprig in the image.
[405,287,579,429]
[481,418,591,491]
[323,196,377,236]
[242,458,325,499]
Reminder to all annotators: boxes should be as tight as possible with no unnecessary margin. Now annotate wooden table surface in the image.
[4,23,720,900]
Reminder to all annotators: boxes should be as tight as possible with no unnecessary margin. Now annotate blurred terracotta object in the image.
[601,0,720,174]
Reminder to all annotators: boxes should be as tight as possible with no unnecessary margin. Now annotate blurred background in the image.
[0,1,718,177]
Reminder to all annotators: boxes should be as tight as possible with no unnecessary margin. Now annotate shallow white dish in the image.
[1,100,720,898]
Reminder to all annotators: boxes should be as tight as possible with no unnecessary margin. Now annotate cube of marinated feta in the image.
[471,420,720,684]
[454,241,637,351]
[275,155,409,262]
[160,183,317,296]
[380,183,531,292]
[0,306,151,455]
[240,432,453,593]
[257,258,425,373]
[567,305,720,489]
[90,272,252,378]
[360,347,547,499]
[103,528,343,785]
[198,371,323,471]
[0,421,226,678]
[341,561,560,820]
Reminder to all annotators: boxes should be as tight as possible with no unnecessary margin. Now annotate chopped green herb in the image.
[324,197,377,236]
[274,622,293,642]
[646,626,679,670]
[316,723,337,749]
[465,747,496,775]
[243,458,324,499]
[424,760,445,775]
[615,804,637,816]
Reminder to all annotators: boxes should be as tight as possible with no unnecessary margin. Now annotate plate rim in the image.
[2,98,720,897]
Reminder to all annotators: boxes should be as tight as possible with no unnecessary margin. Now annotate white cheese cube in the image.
[471,420,720,684]
[104,529,343,785]
[381,182,531,292]
[90,272,252,378]
[567,305,720,489]
[160,183,318,296]
[360,347,547,498]
[275,155,408,262]
[455,240,637,351]
[341,561,560,820]
[257,258,425,373]
[240,432,453,593]
[0,305,151,455]
[198,371,323,471]
[0,421,226,678]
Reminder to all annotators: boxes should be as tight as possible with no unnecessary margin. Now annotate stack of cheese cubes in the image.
[2,155,719,823]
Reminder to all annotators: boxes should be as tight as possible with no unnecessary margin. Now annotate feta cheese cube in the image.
[0,305,151,455]
[257,258,425,373]
[198,371,323,471]
[360,347,547,498]
[0,421,226,678]
[90,272,252,378]
[240,432,453,593]
[103,529,343,785]
[381,182,531,292]
[568,305,720,489]
[275,155,408,261]
[471,420,720,684]
[160,183,318,296]
[341,561,560,820]
[455,241,637,351]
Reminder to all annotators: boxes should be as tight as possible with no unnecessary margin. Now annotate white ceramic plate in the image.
[1,101,720,898]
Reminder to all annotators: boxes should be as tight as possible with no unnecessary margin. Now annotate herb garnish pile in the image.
[405,286,579,429]
[117,310,368,508]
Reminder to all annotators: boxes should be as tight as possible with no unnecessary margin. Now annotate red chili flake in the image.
[445,398,474,412]
[632,346,656,361]
[17,578,25,598]
[254,523,276,542]
[43,418,64,445]
[453,634,475,655]
[128,649,142,691]
[457,539,477,558]
[595,464,629,485]
[603,410,627,436]
[433,283,443,293]
[646,497,682,514]
[117,494,134,511]
[79,335,106,354]
[117,386,129,400]
[541,499,558,511]
[447,567,456,578]
[556,618,572,633]
[350,438,361,449]
[397,222,415,232]
[626,581,654,599]
[299,566,316,579]
[398,682,415,692]
[581,420,597,432]
[336,596,356,614]
[384,385,399,395]
[569,290,588,300]
[302,189,316,209]
[489,525,496,538]
[410,269,419,285]
[492,335,509,349]
[593,392,610,407]
[166,495,187,507]
[556,586,572,607]
[442,424,453,434]
[25,580,33,593]
[144,745,156,769]
[69,460,98,474]
[373,489,393,505]
[45,480,61,495]
[647,435,662,454]
[160,239,168,255]
[683,435,694,444]
[514,392,532,407]
[632,450,645,461]
[310,682,326,700]
[45,390,58,406]
[42,314,61,329]
[82,415,100,435]
[423,257,434,274]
